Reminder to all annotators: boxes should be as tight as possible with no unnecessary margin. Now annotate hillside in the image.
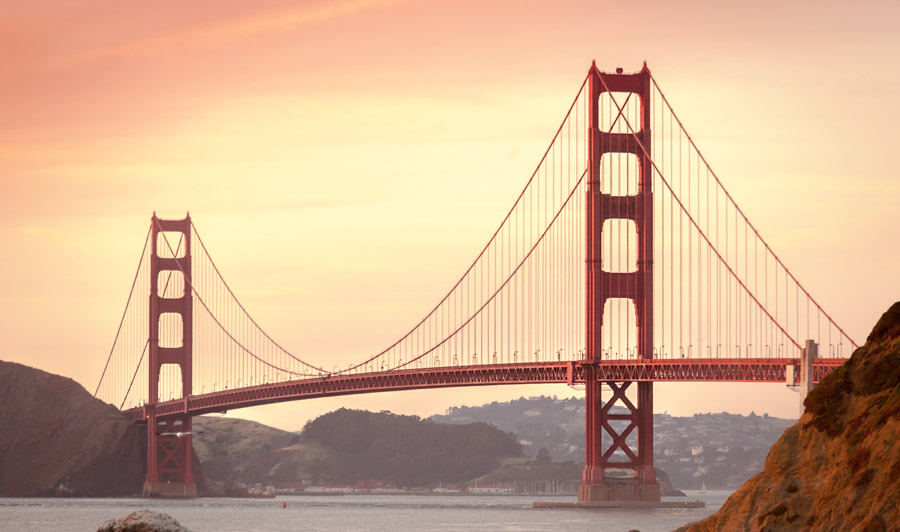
[431,396,794,489]
[678,302,900,531]
[206,409,524,488]
[431,396,585,460]
[300,408,523,486]
[0,361,145,496]
[206,396,796,491]
[192,416,299,482]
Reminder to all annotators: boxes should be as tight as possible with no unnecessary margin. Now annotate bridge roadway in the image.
[123,357,845,422]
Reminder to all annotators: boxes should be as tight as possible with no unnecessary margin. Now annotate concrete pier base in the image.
[143,481,197,498]
[578,481,661,503]
[534,499,706,509]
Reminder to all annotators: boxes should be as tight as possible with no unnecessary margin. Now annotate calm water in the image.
[0,491,732,532]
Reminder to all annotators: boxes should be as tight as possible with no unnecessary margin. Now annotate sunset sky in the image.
[2,0,899,431]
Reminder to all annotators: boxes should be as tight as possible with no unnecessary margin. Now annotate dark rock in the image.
[98,510,190,532]
[866,301,900,344]
[655,467,685,497]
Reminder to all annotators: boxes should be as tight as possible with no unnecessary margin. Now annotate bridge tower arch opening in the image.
[581,62,659,502]
[144,213,197,498]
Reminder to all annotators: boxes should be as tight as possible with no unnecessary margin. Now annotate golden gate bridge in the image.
[94,62,855,501]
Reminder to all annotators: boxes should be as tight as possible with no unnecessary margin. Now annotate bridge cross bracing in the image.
[94,62,855,500]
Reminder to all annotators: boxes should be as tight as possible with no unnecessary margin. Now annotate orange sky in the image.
[2,0,899,431]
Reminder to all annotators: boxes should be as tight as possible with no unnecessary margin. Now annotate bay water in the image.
[0,491,732,532]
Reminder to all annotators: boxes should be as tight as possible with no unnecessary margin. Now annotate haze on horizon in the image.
[2,0,899,432]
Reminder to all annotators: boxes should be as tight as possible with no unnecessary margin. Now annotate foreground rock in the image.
[98,510,190,532]
[0,361,145,496]
[678,302,900,531]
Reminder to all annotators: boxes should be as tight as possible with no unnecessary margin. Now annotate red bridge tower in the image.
[143,213,197,497]
[580,62,659,502]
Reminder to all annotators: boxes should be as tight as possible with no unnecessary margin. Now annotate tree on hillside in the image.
[536,447,552,464]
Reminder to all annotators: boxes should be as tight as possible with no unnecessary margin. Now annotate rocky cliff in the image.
[678,302,900,531]
[0,361,146,496]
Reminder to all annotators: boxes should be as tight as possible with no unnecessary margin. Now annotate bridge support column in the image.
[578,378,659,502]
[799,339,818,409]
[144,213,197,498]
[579,62,659,503]
[144,413,197,497]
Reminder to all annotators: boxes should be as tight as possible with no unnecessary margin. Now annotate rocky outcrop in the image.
[98,510,191,532]
[0,361,145,496]
[655,468,685,497]
[678,302,900,531]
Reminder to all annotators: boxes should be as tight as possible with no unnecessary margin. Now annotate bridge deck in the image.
[123,357,845,422]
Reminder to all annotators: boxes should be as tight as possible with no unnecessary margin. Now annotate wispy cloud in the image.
[16,226,57,236]
[57,0,409,67]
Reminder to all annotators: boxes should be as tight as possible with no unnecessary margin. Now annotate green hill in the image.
[195,408,523,489]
